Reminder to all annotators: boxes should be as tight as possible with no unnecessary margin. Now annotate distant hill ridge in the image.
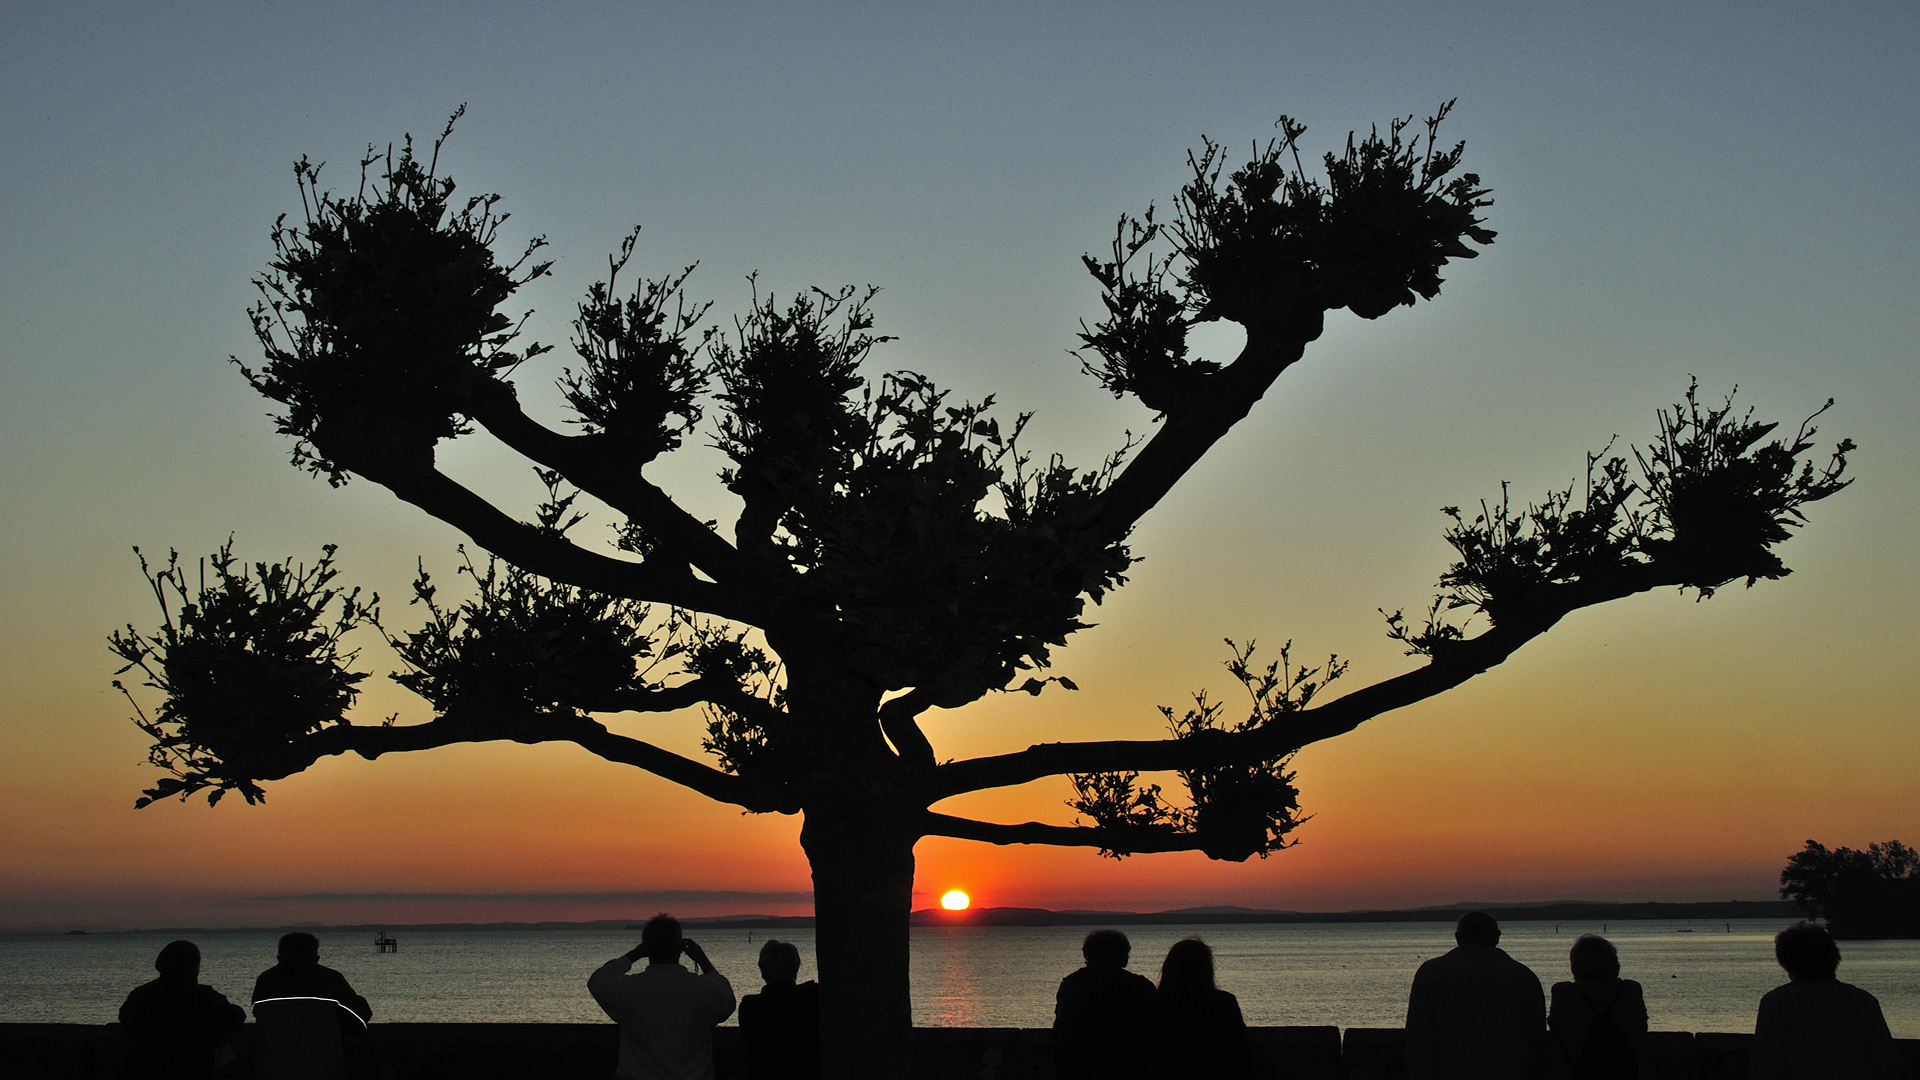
[887,899,1804,929]
[36,900,1803,936]
[686,899,1803,930]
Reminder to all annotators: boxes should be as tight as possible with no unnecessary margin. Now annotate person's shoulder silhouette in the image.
[1749,922,1904,1080]
[738,939,821,1080]
[119,939,247,1080]
[588,913,736,1080]
[1149,936,1248,1079]
[1404,912,1547,1080]
[1054,929,1157,1080]
[1547,934,1649,1080]
[250,932,372,1080]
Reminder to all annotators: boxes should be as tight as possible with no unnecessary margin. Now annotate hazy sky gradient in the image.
[3,2,1915,930]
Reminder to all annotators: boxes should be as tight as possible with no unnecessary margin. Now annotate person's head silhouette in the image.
[277,932,320,966]
[1568,934,1619,980]
[1454,911,1500,947]
[758,939,801,985]
[1081,929,1131,970]
[1774,921,1841,981]
[640,913,684,964]
[155,939,200,981]
[1159,937,1216,995]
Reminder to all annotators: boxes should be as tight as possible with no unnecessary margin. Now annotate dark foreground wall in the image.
[5,1023,1915,1080]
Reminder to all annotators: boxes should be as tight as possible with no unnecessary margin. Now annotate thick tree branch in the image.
[465,386,764,575]
[636,675,788,734]
[919,811,1209,853]
[568,722,794,813]
[250,699,780,811]
[878,689,939,774]
[929,562,1676,799]
[731,485,788,577]
[369,454,755,620]
[589,679,725,715]
[1073,328,1312,552]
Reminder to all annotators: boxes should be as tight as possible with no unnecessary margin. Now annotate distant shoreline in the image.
[708,899,1805,930]
[9,899,1805,936]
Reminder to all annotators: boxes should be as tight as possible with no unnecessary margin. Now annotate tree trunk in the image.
[803,802,918,1080]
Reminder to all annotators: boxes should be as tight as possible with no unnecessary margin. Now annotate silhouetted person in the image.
[1548,934,1651,1080]
[1151,937,1248,1079]
[589,913,736,1080]
[250,932,372,1080]
[1053,929,1157,1080]
[119,939,247,1080]
[1404,912,1548,1080]
[738,939,820,1080]
[1748,922,1904,1080]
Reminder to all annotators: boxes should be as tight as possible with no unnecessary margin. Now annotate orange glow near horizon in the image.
[940,890,971,911]
[4,15,1917,936]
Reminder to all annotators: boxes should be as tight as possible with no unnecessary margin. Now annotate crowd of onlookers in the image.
[116,913,1905,1079]
[1054,914,1905,1079]
[1395,912,1904,1079]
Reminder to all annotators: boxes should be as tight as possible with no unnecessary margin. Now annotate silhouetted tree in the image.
[111,103,1854,1078]
[1781,840,1920,938]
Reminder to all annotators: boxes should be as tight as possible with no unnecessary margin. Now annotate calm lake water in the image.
[7,920,1919,1037]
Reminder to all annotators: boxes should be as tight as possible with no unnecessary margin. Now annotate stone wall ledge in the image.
[5,1022,1916,1079]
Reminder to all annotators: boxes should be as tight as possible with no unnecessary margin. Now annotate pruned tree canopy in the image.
[109,101,1855,1077]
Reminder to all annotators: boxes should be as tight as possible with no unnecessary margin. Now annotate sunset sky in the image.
[2,3,1915,932]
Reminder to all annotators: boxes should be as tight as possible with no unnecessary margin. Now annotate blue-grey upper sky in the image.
[2,2,1915,928]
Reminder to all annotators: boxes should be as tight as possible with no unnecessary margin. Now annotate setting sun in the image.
[940,890,970,911]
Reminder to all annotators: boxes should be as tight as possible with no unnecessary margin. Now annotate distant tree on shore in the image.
[109,104,1855,1079]
[1780,840,1920,939]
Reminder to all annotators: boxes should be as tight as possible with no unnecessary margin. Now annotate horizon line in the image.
[239,890,815,904]
[6,897,1804,936]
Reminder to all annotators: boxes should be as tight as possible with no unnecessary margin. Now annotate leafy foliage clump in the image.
[1432,452,1645,627]
[715,283,883,523]
[561,227,715,465]
[778,374,1136,697]
[1074,209,1205,411]
[387,550,659,723]
[1077,101,1496,411]
[691,623,785,780]
[616,272,1140,699]
[241,106,553,484]
[384,471,666,724]
[1386,381,1854,651]
[1637,384,1854,594]
[110,543,376,807]
[1177,100,1497,326]
[1071,640,1343,860]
